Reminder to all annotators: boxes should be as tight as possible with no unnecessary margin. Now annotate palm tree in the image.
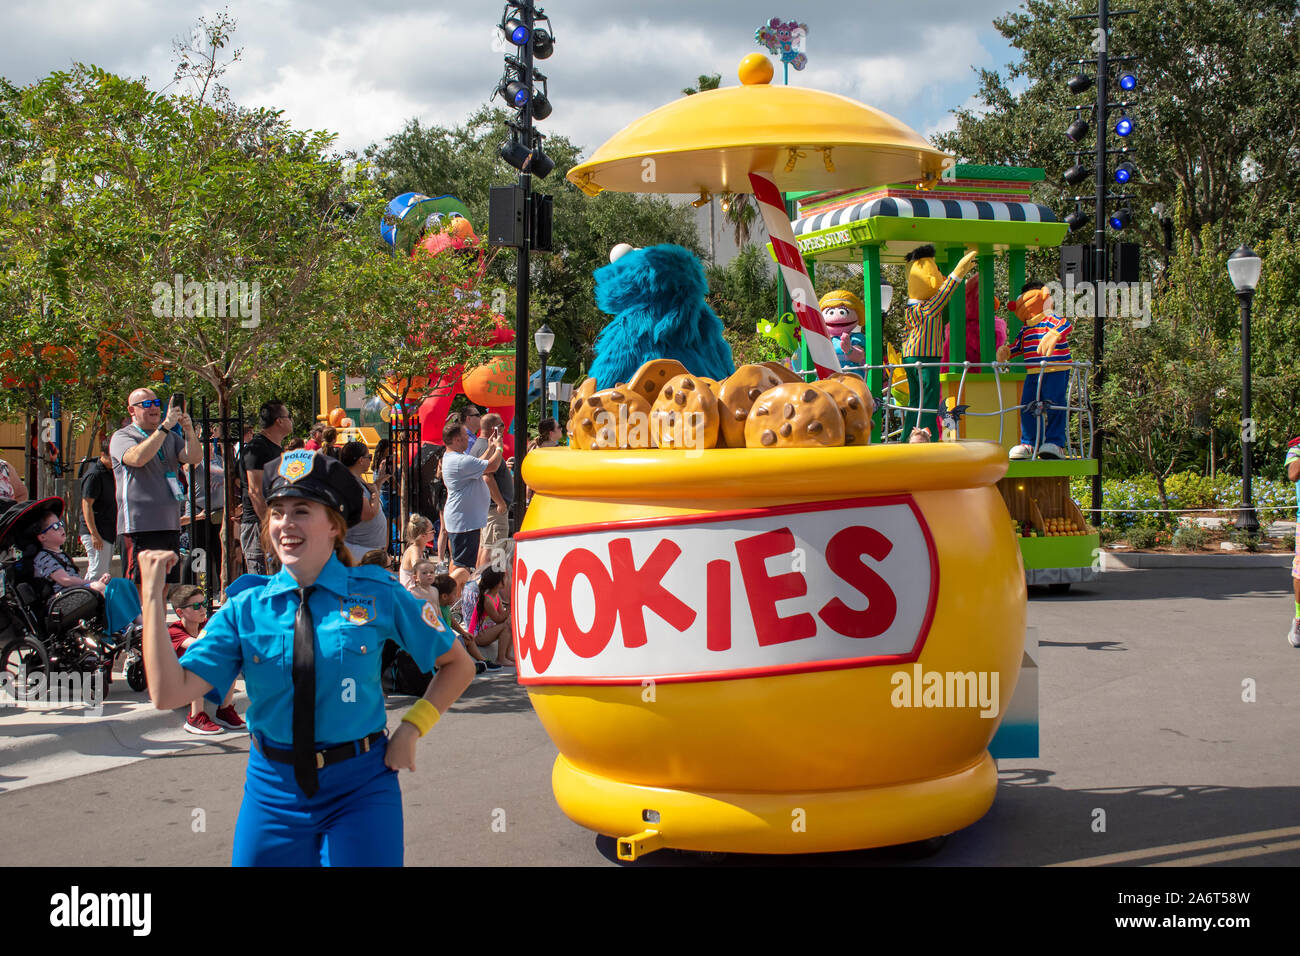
[719,192,757,247]
[682,74,723,261]
[681,73,721,96]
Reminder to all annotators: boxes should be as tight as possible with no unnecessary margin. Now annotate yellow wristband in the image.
[401,698,440,737]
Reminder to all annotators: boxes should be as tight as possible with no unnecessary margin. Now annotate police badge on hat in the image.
[278,450,315,483]
[263,451,365,527]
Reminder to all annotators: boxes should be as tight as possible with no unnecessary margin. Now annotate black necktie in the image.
[291,586,318,797]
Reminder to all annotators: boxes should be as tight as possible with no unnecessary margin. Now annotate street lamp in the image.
[535,323,555,419]
[1227,245,1262,534]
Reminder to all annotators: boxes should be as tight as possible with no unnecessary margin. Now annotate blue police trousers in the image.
[232,734,403,867]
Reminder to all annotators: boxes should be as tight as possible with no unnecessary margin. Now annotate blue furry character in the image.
[587,244,735,389]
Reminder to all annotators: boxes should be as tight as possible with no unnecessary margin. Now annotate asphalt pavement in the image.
[2,565,1298,866]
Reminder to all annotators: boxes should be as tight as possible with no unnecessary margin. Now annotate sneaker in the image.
[474,660,487,675]
[213,705,246,731]
[1037,443,1065,460]
[184,712,224,735]
[1010,444,1033,460]
[484,660,503,670]
[1288,619,1300,648]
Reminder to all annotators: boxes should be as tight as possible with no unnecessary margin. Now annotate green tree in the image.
[0,14,450,584]
[1100,218,1237,502]
[933,0,1300,258]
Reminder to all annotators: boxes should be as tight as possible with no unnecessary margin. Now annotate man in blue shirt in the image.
[440,418,503,574]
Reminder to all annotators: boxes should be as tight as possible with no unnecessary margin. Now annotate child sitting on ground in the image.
[167,584,244,735]
[406,561,487,673]
[431,572,487,674]
[399,515,435,589]
[30,505,141,639]
[460,567,512,669]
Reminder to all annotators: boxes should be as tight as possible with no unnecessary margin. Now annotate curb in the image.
[1100,551,1291,570]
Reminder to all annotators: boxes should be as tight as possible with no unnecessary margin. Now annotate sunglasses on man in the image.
[131,399,163,409]
[180,601,207,611]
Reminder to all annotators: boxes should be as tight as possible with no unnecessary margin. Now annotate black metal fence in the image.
[180,397,249,608]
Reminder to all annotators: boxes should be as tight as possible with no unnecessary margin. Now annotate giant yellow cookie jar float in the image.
[511,56,1028,859]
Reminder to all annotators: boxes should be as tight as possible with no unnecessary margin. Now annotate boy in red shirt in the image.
[168,585,245,734]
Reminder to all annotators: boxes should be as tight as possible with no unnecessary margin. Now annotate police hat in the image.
[262,451,365,527]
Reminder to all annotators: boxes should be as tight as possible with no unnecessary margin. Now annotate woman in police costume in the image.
[138,450,477,866]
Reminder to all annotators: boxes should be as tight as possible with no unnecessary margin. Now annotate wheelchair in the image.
[0,497,145,700]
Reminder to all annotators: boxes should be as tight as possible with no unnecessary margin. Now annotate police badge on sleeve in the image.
[421,601,447,633]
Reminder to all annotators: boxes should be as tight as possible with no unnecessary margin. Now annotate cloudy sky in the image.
[3,0,1025,158]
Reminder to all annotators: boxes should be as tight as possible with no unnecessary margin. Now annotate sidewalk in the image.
[0,659,250,793]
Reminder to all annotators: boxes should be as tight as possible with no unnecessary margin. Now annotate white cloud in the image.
[2,0,1019,159]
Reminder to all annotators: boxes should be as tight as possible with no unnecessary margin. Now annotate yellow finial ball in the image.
[739,54,774,86]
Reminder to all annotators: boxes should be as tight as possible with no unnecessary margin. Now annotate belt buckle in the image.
[360,736,370,754]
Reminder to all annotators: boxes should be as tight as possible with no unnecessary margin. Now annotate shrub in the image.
[1227,528,1261,552]
[1284,533,1296,552]
[1171,524,1208,551]
[1165,472,1218,509]
[1126,525,1159,549]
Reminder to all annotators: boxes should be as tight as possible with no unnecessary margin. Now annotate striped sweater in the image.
[903,274,961,357]
[1008,312,1072,371]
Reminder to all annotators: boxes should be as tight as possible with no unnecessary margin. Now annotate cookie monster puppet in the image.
[587,244,735,389]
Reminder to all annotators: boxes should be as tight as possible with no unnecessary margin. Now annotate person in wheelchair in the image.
[30,504,141,640]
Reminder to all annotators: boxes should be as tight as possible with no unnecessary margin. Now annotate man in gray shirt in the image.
[109,387,200,585]
[441,419,502,573]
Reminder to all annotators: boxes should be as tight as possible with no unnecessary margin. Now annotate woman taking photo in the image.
[341,441,390,563]
[137,450,475,866]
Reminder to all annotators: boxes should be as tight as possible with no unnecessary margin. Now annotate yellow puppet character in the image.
[901,244,978,441]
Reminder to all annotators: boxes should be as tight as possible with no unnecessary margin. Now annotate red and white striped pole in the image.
[749,170,841,378]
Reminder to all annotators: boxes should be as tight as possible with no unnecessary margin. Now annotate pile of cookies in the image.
[566,359,875,450]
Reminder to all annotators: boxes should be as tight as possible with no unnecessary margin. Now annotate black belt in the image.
[254,730,386,769]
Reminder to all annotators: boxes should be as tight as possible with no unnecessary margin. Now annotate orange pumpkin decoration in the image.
[461,353,515,406]
[328,407,346,427]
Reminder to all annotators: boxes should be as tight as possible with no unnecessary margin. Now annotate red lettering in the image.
[706,559,731,651]
[818,526,897,638]
[553,548,617,658]
[606,537,696,648]
[516,559,560,673]
[734,528,816,646]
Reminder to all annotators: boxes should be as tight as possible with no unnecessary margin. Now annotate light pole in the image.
[1228,245,1262,534]
[535,323,554,424]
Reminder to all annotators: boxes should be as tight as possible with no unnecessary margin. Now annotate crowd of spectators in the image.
[7,389,565,700]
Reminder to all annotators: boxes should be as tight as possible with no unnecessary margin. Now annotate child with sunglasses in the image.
[31,505,141,639]
[167,585,245,734]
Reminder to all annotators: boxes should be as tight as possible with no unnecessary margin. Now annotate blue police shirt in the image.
[180,554,453,747]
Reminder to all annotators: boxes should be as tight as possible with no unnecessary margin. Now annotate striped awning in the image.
[793,196,1057,236]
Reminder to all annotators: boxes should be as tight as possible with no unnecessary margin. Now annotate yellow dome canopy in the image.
[567,72,952,198]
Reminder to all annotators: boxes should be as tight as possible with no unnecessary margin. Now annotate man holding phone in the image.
[109,387,201,585]
[442,417,503,575]
[472,413,512,570]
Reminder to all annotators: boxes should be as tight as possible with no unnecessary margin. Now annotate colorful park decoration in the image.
[754,17,808,75]
[369,191,519,454]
